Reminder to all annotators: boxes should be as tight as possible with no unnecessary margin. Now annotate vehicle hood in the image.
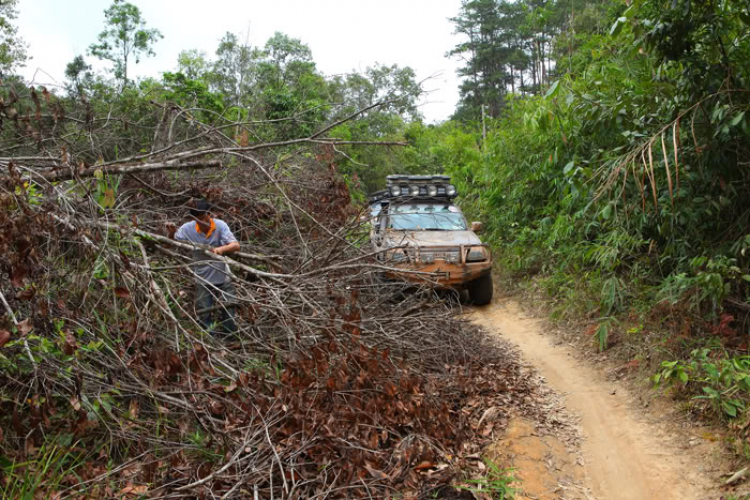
[383,230,482,248]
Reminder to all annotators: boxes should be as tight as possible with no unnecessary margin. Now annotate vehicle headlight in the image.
[444,251,460,263]
[466,247,488,262]
[427,184,438,197]
[446,184,457,196]
[389,185,402,197]
[409,184,420,196]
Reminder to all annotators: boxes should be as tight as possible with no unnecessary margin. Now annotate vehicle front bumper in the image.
[385,260,492,288]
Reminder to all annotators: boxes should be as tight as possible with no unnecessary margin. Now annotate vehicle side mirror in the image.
[471,221,483,233]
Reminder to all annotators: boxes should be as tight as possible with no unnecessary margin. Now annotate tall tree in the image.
[65,55,94,95]
[210,31,261,108]
[0,0,27,75]
[450,0,528,119]
[89,0,163,86]
[177,49,209,80]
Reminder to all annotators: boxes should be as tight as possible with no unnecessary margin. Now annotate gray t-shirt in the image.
[174,218,238,284]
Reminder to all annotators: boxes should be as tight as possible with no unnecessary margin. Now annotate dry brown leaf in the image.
[17,287,35,301]
[0,330,10,349]
[129,399,140,420]
[364,461,389,480]
[16,318,32,336]
[11,265,27,287]
[115,287,131,299]
[62,332,77,355]
[120,484,149,496]
[414,461,434,471]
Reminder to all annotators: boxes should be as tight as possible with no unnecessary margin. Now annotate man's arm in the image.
[211,241,239,256]
[211,221,240,255]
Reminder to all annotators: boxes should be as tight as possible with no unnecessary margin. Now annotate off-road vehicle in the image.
[369,175,493,305]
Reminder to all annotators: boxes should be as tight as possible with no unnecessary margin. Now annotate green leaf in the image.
[601,204,612,220]
[722,401,738,418]
[702,386,719,397]
[563,161,575,175]
[730,111,745,127]
[742,275,750,282]
[677,370,689,384]
[704,363,720,379]
[545,80,560,99]
[610,17,627,36]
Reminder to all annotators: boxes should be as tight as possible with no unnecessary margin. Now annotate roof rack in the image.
[386,175,451,185]
[370,174,457,200]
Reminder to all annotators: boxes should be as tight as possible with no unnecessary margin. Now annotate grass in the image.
[459,459,516,499]
[1,435,92,499]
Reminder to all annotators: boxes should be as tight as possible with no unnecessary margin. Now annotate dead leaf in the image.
[17,287,35,301]
[102,188,115,209]
[477,406,499,426]
[62,332,77,355]
[129,399,140,420]
[115,287,131,299]
[16,318,32,336]
[414,461,434,471]
[209,400,225,416]
[11,265,27,287]
[0,330,10,348]
[364,461,389,480]
[120,484,149,496]
[239,129,249,147]
[197,462,212,479]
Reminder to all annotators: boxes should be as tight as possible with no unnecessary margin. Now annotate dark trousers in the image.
[195,281,237,335]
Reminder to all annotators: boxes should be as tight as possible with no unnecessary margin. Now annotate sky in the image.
[16,0,466,123]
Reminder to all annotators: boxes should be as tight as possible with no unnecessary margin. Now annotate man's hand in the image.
[211,241,240,256]
[165,222,177,239]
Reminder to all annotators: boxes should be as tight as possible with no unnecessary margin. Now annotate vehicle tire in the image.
[468,274,493,306]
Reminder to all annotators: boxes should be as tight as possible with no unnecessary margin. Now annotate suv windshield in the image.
[387,203,467,231]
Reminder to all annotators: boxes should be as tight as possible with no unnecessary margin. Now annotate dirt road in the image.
[471,299,715,500]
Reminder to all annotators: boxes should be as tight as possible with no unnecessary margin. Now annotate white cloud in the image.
[17,0,463,122]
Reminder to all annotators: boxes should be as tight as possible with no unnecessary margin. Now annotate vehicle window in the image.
[387,204,467,231]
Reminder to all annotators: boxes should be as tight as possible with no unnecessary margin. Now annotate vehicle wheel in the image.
[468,274,493,306]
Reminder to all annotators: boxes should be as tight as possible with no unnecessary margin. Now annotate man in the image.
[166,199,240,335]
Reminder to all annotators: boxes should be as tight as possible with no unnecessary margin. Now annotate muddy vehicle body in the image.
[369,175,493,305]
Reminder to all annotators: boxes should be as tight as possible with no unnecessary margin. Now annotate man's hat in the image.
[189,198,211,218]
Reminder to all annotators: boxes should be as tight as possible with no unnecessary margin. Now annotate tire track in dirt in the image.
[470,299,714,500]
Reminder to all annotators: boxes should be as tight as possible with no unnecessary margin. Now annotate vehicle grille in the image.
[421,250,460,263]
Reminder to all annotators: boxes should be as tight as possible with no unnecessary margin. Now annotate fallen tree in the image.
[0,80,539,498]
